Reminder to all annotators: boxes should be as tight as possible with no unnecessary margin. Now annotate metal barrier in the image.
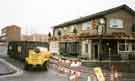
[50,56,121,81]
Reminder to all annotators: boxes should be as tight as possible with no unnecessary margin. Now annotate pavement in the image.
[0,58,23,78]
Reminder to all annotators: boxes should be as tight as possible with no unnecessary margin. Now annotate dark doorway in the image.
[102,40,119,60]
[94,44,98,59]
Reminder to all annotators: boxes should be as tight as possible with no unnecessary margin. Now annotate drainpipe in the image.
[97,17,106,60]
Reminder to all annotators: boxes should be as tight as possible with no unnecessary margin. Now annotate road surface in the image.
[1,50,135,81]
[1,57,68,81]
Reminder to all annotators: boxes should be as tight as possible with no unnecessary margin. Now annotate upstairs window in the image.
[63,27,67,32]
[2,29,7,33]
[110,19,123,28]
[54,29,58,37]
[70,25,74,32]
[82,21,92,30]
[57,30,62,37]
[54,29,62,37]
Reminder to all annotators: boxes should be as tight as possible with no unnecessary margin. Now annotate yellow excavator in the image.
[24,47,51,70]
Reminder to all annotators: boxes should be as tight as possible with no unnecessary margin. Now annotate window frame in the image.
[82,21,92,30]
[70,25,74,32]
[119,42,129,51]
[110,19,123,28]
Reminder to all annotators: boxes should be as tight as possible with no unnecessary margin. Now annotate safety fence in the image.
[50,56,121,81]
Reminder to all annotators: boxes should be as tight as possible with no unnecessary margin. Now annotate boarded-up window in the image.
[92,20,97,29]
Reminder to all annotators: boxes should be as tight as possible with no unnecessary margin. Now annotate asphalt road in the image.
[0,57,68,81]
[0,61,15,75]
[1,57,135,81]
[5,69,67,81]
[1,52,135,81]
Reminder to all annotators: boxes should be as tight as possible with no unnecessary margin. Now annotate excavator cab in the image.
[24,47,51,70]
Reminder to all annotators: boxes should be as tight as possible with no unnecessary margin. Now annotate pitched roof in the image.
[53,4,135,28]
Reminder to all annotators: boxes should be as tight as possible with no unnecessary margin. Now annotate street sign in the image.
[94,67,105,81]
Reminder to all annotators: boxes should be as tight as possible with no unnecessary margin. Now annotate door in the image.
[94,44,98,59]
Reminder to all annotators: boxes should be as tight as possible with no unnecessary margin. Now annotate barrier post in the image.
[112,64,119,81]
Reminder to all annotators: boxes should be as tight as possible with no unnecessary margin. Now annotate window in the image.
[57,30,62,36]
[119,44,126,51]
[9,46,12,50]
[1,37,7,40]
[63,27,67,31]
[82,21,92,30]
[1,32,6,36]
[119,43,129,51]
[110,19,123,28]
[54,29,58,37]
[55,29,62,37]
[17,46,22,53]
[70,25,74,32]
[2,29,7,33]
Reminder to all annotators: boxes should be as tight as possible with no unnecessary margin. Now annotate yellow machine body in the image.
[24,47,51,70]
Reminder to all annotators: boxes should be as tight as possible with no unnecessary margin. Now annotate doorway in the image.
[94,44,98,59]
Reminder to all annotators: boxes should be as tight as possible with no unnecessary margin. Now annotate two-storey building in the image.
[51,5,135,60]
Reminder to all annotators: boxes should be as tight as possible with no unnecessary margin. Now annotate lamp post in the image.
[97,18,105,60]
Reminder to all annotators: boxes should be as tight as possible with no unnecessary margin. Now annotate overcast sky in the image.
[0,0,135,35]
